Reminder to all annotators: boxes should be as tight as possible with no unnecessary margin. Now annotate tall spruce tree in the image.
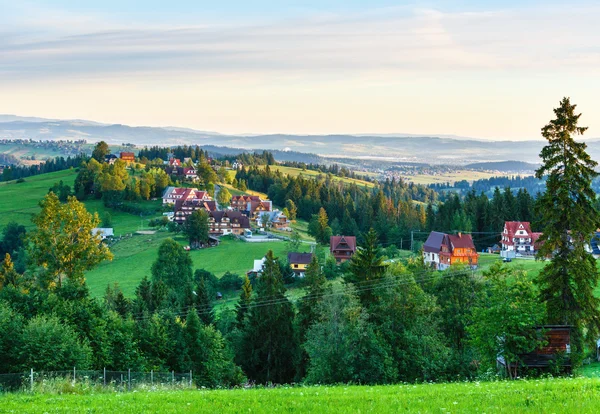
[535,97,600,362]
[345,228,386,308]
[235,275,253,328]
[295,255,327,379]
[195,277,214,325]
[241,250,297,384]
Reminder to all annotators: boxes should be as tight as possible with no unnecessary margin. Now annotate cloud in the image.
[1,3,599,82]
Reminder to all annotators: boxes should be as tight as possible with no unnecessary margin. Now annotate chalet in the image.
[288,252,313,276]
[256,210,290,230]
[438,232,479,270]
[423,231,445,269]
[232,161,243,170]
[497,326,571,376]
[162,187,211,205]
[501,221,541,258]
[208,211,250,236]
[230,195,273,223]
[330,235,357,263]
[165,166,198,181]
[104,154,118,165]
[173,199,217,223]
[168,158,182,167]
[120,152,135,163]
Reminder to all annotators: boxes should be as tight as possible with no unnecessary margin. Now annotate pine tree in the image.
[235,275,253,328]
[195,277,214,325]
[345,228,386,308]
[295,255,327,379]
[535,97,600,364]
[241,250,297,383]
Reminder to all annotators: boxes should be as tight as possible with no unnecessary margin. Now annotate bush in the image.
[219,272,243,291]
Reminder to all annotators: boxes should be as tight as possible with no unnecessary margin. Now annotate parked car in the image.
[503,257,512,263]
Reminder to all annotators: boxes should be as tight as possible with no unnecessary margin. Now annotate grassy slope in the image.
[267,165,375,188]
[86,236,302,297]
[402,170,502,185]
[3,378,600,413]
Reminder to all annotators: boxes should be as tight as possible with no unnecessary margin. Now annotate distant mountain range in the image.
[2,115,599,165]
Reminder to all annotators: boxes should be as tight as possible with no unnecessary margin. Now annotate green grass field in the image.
[257,165,376,188]
[402,170,503,185]
[86,235,302,297]
[2,377,600,413]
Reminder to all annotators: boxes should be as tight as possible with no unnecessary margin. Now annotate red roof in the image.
[504,221,533,238]
[447,233,476,249]
[120,152,135,159]
[330,236,357,252]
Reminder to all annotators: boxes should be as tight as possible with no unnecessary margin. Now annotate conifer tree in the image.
[345,228,386,307]
[235,275,253,328]
[195,277,214,325]
[241,250,297,383]
[535,97,600,363]
[295,255,327,379]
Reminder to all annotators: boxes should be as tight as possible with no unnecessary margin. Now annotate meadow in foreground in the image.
[2,377,600,413]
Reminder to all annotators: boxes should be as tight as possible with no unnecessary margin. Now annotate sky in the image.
[1,0,599,140]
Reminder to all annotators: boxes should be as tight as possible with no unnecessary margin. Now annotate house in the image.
[232,161,243,170]
[230,195,273,222]
[497,326,571,376]
[438,232,479,270]
[162,187,211,205]
[501,221,540,258]
[104,154,118,165]
[487,244,501,254]
[247,257,266,278]
[208,211,251,236]
[92,228,114,240]
[423,231,445,269]
[165,166,198,181]
[120,152,135,163]
[288,252,313,276]
[256,210,290,230]
[173,199,217,223]
[330,235,357,263]
[168,158,182,167]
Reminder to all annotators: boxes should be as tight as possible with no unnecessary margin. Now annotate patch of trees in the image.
[138,145,210,163]
[236,165,436,246]
[74,158,169,213]
[0,154,88,182]
[280,161,375,182]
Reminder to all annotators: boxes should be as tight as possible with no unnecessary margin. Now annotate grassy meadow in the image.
[258,165,376,188]
[86,235,301,297]
[402,170,503,185]
[3,377,600,413]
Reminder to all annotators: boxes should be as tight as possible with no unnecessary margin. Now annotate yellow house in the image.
[287,252,313,276]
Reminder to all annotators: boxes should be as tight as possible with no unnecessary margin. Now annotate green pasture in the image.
[2,377,600,413]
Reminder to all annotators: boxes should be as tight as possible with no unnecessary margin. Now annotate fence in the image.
[0,369,193,393]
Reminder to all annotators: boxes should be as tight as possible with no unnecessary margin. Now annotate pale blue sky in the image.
[1,0,599,139]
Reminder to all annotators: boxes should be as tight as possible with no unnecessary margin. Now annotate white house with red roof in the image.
[501,221,541,258]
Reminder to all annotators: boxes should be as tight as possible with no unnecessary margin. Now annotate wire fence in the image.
[0,369,193,393]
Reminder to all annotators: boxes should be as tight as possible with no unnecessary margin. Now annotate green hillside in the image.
[2,377,600,412]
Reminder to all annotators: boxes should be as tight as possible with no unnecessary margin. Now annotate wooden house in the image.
[287,252,313,276]
[438,232,479,270]
[120,152,135,163]
[330,236,357,263]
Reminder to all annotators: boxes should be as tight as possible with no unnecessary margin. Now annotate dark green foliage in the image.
[469,263,546,378]
[194,277,214,326]
[345,228,386,307]
[0,303,24,373]
[0,221,26,256]
[151,239,193,293]
[48,180,72,202]
[535,98,600,363]
[91,141,110,162]
[184,209,209,248]
[241,250,297,384]
[235,275,253,329]
[19,315,92,371]
[304,286,397,384]
[219,272,243,291]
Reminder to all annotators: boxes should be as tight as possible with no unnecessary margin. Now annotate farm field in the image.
[401,170,503,185]
[2,377,600,413]
[86,235,301,297]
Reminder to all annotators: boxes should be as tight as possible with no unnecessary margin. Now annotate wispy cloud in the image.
[2,4,599,81]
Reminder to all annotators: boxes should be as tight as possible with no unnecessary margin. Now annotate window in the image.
[294,264,298,268]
